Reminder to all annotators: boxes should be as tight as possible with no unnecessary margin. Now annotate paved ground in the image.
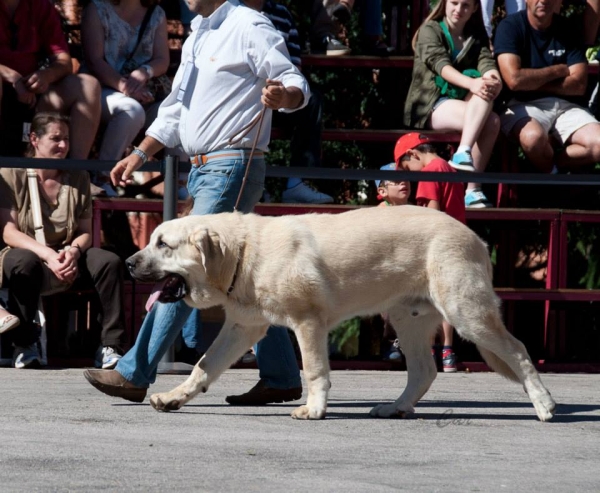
[0,369,599,492]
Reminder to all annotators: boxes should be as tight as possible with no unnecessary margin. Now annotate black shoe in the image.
[225,379,302,406]
[365,40,396,57]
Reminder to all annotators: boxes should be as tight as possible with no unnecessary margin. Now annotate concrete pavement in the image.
[0,369,599,492]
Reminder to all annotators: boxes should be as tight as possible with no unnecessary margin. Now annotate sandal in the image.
[0,314,20,334]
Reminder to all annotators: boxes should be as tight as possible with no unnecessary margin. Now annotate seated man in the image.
[494,0,600,172]
[0,0,100,159]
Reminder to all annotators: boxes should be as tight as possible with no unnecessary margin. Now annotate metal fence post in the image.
[157,155,194,374]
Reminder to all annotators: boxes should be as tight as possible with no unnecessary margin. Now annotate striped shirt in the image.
[262,0,302,68]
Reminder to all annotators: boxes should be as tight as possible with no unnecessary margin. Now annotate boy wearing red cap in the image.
[394,133,466,223]
[394,132,465,371]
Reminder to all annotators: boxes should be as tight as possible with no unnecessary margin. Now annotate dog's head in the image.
[126,214,239,310]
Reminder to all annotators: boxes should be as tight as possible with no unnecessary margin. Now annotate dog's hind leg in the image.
[445,294,556,422]
[290,322,331,420]
[150,320,268,412]
[370,306,442,418]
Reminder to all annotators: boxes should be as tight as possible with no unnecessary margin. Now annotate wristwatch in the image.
[131,147,148,164]
[140,64,154,79]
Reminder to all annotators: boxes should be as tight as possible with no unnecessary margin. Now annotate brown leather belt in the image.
[190,149,264,167]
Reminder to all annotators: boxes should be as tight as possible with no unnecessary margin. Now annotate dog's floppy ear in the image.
[191,227,226,272]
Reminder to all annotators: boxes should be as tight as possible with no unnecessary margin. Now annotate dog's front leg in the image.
[150,321,268,412]
[290,324,330,420]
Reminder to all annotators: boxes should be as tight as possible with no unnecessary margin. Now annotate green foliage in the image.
[329,317,361,357]
[571,223,600,289]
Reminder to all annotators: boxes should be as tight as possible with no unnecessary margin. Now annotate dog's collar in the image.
[227,255,241,296]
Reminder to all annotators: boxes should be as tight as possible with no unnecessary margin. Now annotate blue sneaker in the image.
[95,346,122,370]
[449,150,476,172]
[383,339,403,362]
[442,350,458,373]
[465,188,492,208]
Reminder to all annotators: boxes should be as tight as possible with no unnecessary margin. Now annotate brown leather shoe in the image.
[225,379,302,406]
[83,369,147,403]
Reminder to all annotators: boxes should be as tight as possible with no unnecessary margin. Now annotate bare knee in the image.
[75,73,101,100]
[577,138,600,162]
[518,124,546,151]
[517,125,553,171]
[49,74,100,106]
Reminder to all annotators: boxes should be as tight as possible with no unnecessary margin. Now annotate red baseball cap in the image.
[394,133,430,166]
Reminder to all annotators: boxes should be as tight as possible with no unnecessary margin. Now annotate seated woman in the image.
[0,112,127,369]
[81,0,171,195]
[404,0,502,208]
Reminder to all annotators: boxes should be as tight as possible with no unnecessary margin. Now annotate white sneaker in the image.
[325,37,351,56]
[95,346,122,370]
[282,182,334,204]
[13,343,42,369]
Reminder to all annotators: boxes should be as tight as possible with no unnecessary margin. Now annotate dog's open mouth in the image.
[145,274,188,312]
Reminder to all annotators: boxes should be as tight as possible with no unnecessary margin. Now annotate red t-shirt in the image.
[0,0,69,77]
[416,158,466,224]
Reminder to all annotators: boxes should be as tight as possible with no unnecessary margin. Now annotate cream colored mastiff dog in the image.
[126,206,556,421]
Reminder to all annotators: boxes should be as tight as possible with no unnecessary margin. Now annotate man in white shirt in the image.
[83,0,311,405]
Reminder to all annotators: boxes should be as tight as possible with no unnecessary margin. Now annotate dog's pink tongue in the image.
[145,279,167,312]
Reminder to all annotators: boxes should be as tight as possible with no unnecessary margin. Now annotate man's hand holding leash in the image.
[262,79,304,110]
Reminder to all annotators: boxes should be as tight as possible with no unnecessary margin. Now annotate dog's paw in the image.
[291,405,326,420]
[150,393,182,412]
[533,393,556,422]
[369,403,413,419]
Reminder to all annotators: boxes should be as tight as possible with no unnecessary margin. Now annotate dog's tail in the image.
[476,346,520,383]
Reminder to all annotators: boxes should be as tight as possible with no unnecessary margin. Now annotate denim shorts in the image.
[432,96,451,111]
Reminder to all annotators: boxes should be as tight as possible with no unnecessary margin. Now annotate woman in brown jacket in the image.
[404,0,502,208]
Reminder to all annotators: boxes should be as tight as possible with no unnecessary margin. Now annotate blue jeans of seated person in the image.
[115,153,301,390]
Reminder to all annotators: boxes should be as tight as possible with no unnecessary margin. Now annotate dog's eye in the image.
[157,237,170,249]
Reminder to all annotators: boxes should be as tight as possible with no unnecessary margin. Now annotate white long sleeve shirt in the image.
[146,0,310,156]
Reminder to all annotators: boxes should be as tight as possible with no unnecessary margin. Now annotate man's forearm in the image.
[0,64,21,84]
[504,65,569,92]
[283,86,304,110]
[136,135,166,158]
[43,58,73,85]
[538,75,587,96]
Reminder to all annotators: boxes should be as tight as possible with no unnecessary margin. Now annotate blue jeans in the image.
[116,152,301,389]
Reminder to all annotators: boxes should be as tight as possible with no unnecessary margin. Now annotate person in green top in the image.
[404,0,502,209]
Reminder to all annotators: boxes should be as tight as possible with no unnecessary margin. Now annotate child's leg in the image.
[441,320,457,373]
[441,320,454,348]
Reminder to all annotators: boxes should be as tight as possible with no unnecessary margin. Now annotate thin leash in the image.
[228,85,271,212]
[232,106,267,211]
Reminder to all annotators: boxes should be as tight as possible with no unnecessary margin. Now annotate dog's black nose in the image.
[125,257,136,273]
